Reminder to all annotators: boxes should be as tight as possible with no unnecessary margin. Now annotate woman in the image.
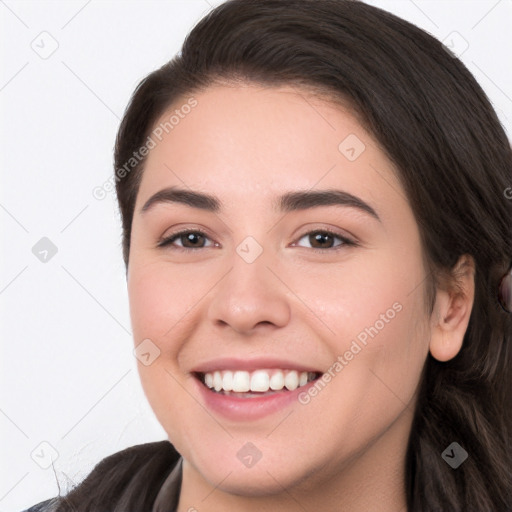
[24,0,511,510]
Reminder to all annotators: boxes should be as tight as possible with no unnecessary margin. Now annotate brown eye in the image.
[294,230,356,252]
[158,230,215,250]
[309,232,336,249]
[179,232,207,248]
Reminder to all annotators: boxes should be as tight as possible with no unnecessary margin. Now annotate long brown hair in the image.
[54,1,511,510]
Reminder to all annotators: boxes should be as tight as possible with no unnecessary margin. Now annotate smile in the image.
[196,369,321,396]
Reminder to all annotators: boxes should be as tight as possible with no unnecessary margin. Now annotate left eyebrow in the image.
[277,189,380,222]
[140,186,381,222]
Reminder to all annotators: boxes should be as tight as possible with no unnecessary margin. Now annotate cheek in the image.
[299,248,429,395]
[294,250,408,337]
[127,262,203,436]
[127,261,202,348]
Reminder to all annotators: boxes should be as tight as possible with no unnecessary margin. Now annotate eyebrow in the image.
[140,186,380,221]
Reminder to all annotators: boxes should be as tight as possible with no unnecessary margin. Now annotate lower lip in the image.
[193,377,319,421]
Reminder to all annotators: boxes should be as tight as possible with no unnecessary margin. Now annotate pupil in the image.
[312,232,332,248]
[184,233,203,247]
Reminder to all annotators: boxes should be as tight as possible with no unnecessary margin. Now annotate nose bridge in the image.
[230,240,271,292]
[206,239,291,333]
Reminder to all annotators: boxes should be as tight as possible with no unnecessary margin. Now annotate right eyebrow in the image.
[140,187,220,214]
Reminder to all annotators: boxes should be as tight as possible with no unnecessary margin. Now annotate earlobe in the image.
[429,255,475,362]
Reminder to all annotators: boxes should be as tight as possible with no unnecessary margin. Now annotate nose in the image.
[206,252,291,336]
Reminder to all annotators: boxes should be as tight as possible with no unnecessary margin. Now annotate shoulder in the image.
[21,440,180,512]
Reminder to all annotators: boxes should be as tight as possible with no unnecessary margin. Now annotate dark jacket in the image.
[21,499,59,512]
[20,441,183,512]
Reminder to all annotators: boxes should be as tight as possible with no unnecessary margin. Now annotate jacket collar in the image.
[152,456,183,511]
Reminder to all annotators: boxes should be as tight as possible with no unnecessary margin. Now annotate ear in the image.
[429,254,475,362]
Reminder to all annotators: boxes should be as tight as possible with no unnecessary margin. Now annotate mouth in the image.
[193,369,322,398]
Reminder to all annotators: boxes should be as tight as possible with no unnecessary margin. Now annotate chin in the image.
[184,441,324,497]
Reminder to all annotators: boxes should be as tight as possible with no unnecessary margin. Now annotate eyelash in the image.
[157,228,357,253]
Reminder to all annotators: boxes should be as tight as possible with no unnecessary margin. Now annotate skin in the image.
[127,83,475,511]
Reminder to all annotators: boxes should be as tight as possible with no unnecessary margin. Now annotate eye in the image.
[158,228,356,253]
[158,230,217,251]
[293,229,356,252]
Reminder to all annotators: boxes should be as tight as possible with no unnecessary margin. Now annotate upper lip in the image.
[191,357,323,374]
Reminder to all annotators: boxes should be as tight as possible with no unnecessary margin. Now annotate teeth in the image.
[250,370,270,392]
[213,371,222,392]
[232,371,250,392]
[201,369,317,394]
[222,371,233,391]
[284,371,299,391]
[269,371,284,391]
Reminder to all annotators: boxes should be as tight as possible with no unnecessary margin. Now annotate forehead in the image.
[137,84,404,218]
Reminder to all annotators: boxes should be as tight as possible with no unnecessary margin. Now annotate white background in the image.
[1,1,511,510]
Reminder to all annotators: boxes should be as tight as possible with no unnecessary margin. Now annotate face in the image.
[127,84,432,497]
